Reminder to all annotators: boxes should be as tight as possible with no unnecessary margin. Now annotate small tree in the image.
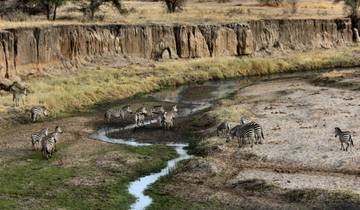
[163,0,186,13]
[257,0,284,7]
[86,0,122,20]
[334,0,360,22]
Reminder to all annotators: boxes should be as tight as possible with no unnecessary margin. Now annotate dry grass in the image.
[1,45,360,122]
[0,0,346,29]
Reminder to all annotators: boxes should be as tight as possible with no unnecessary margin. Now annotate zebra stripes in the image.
[335,127,354,151]
[31,128,49,151]
[30,106,49,122]
[227,118,265,148]
[41,126,63,160]
[105,105,133,122]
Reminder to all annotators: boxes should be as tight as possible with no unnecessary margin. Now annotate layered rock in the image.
[0,19,354,79]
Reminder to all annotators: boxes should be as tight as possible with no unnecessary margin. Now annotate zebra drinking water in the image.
[30,106,49,122]
[335,127,354,151]
[105,105,133,122]
[31,128,48,151]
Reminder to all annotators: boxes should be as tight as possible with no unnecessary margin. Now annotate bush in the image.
[163,0,186,13]
[257,0,284,6]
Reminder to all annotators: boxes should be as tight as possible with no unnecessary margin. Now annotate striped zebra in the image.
[161,105,178,128]
[41,135,56,160]
[11,87,28,107]
[41,126,63,159]
[135,112,146,127]
[217,121,230,137]
[30,106,49,122]
[335,127,354,151]
[229,123,256,148]
[31,128,48,151]
[104,105,132,122]
[246,121,265,144]
[239,118,265,144]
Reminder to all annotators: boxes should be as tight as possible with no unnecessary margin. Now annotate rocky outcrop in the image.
[0,19,354,79]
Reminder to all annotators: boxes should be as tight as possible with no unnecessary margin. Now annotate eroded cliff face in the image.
[0,19,354,79]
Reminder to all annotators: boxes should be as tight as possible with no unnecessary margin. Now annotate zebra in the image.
[163,111,175,129]
[230,123,256,148]
[246,121,265,144]
[41,135,56,160]
[150,105,165,117]
[335,127,354,151]
[135,112,146,127]
[217,121,230,137]
[30,106,49,122]
[11,86,27,107]
[160,105,178,128]
[31,128,48,151]
[239,118,265,144]
[41,126,63,159]
[48,126,63,143]
[104,105,132,122]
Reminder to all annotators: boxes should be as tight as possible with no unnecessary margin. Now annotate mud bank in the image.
[146,69,360,209]
[0,19,354,78]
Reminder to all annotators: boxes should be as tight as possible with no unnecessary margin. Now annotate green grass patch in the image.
[0,144,177,210]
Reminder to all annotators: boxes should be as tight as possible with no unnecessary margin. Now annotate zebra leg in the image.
[340,142,344,151]
[345,143,349,152]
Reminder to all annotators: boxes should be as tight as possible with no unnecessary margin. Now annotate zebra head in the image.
[43,106,49,116]
[335,127,341,137]
[240,117,246,125]
[55,126,63,134]
[171,105,177,112]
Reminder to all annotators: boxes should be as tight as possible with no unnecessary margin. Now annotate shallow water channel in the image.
[89,69,339,210]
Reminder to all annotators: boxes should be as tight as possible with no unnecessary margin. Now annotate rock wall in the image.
[0,19,354,79]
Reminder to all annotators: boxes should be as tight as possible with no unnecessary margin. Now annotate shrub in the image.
[257,0,284,7]
[162,0,186,13]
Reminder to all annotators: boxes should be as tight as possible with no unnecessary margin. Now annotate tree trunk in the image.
[52,6,57,21]
[46,5,51,20]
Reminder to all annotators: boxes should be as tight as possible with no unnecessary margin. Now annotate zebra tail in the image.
[350,135,354,146]
[261,129,264,139]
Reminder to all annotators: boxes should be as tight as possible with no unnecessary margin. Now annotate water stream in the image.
[89,68,343,210]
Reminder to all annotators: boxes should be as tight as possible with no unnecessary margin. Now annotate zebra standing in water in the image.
[104,105,132,122]
[134,106,148,127]
[30,106,49,122]
[31,128,49,150]
[161,105,178,129]
[335,127,354,151]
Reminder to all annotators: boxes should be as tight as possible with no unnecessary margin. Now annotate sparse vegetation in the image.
[2,46,360,123]
[334,0,360,25]
[163,0,186,13]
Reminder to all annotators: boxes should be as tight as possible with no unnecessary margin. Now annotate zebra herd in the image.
[104,104,178,129]
[31,126,63,159]
[217,119,355,152]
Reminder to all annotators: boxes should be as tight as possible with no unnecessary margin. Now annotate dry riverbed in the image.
[147,69,360,209]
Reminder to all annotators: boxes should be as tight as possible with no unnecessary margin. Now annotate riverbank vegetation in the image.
[0,138,177,209]
[1,46,360,125]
